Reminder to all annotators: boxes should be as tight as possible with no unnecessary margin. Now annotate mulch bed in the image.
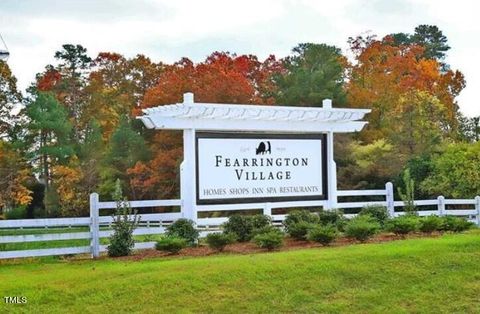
[112,232,443,262]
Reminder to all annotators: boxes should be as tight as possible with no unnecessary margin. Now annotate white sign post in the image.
[138,93,370,221]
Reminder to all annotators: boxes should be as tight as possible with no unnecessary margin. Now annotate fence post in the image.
[385,182,394,217]
[475,196,480,226]
[437,195,445,217]
[90,193,100,258]
[263,203,272,218]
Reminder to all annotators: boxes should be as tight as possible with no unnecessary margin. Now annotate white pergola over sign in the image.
[138,93,371,220]
[139,92,370,133]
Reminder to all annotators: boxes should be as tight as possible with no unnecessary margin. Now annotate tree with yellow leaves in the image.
[0,141,32,211]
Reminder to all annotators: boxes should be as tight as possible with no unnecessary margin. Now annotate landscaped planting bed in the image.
[116,231,442,261]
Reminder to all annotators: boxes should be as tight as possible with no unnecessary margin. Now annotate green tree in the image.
[0,60,22,139]
[53,44,92,140]
[457,114,480,142]
[389,24,450,68]
[48,120,105,217]
[78,120,103,192]
[100,117,150,198]
[388,91,449,156]
[421,142,480,198]
[25,91,74,190]
[402,154,434,200]
[337,139,403,190]
[397,169,416,214]
[274,43,346,106]
[412,25,450,63]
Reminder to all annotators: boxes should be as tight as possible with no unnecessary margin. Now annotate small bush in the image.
[167,219,199,245]
[307,224,338,246]
[386,215,419,236]
[155,237,187,254]
[251,214,272,229]
[222,215,253,242]
[107,181,140,257]
[284,210,319,233]
[319,209,347,231]
[440,216,475,232]
[253,230,284,251]
[4,206,27,220]
[251,225,279,237]
[344,215,380,242]
[359,206,389,226]
[419,215,442,233]
[318,209,343,225]
[206,233,236,252]
[286,221,314,240]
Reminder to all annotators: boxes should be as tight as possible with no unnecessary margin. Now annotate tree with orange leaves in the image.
[51,162,86,217]
[141,52,281,108]
[84,53,164,141]
[129,52,282,200]
[346,33,465,144]
[337,28,466,191]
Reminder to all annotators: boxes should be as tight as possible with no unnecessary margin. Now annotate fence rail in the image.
[1,183,479,259]
[0,217,90,229]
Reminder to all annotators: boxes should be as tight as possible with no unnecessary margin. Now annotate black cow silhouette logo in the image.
[256,141,271,155]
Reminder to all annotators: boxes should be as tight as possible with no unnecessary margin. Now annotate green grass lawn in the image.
[0,227,163,253]
[1,230,479,313]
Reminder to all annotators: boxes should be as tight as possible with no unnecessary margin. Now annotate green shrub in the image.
[166,218,199,245]
[222,215,254,242]
[440,216,475,232]
[307,224,338,246]
[419,215,442,233]
[284,210,319,233]
[344,215,380,242]
[318,209,343,225]
[251,214,272,229]
[155,237,187,254]
[107,180,140,257]
[386,215,419,236]
[253,230,284,251]
[251,225,279,237]
[286,221,314,240]
[359,206,389,226]
[220,214,274,242]
[319,209,348,231]
[4,206,27,220]
[205,233,236,252]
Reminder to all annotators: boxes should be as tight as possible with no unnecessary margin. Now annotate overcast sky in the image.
[1,0,478,116]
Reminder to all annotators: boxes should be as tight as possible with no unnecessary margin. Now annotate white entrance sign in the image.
[196,133,327,204]
[138,92,371,219]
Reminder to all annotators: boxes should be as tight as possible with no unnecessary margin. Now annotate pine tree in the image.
[25,91,74,190]
[274,43,347,106]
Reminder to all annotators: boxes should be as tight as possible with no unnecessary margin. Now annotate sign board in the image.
[196,132,328,204]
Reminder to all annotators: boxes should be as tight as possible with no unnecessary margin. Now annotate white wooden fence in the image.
[1,182,479,259]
